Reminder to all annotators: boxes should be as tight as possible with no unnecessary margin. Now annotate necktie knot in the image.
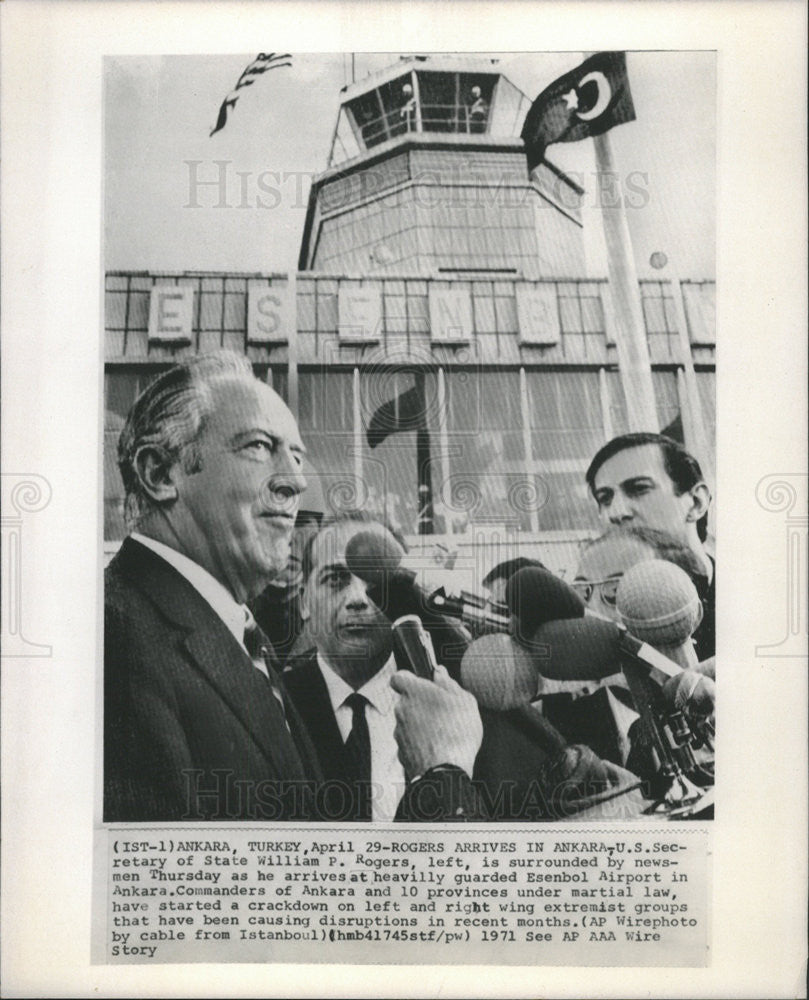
[344,691,369,718]
[242,608,267,659]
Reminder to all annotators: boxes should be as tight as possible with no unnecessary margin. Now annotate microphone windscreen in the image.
[343,528,472,675]
[505,567,584,640]
[345,529,405,584]
[528,616,624,681]
[460,633,539,710]
[344,529,414,620]
[616,560,702,648]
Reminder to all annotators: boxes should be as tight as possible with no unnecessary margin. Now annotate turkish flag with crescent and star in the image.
[521,51,636,171]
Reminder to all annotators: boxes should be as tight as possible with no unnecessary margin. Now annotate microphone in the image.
[616,560,714,753]
[460,616,630,710]
[391,615,437,680]
[460,633,540,710]
[615,560,702,671]
[461,612,687,712]
[505,567,585,641]
[344,529,475,675]
[345,530,509,633]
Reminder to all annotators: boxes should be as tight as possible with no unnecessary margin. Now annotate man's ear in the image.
[685,481,711,523]
[299,585,311,621]
[134,446,179,505]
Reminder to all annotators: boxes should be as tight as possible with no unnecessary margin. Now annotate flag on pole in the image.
[366,377,427,448]
[366,374,434,534]
[210,53,292,136]
[521,52,635,170]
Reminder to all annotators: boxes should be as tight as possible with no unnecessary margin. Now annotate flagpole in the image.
[653,255,715,489]
[414,372,434,536]
[353,367,363,503]
[593,130,658,432]
[416,427,434,536]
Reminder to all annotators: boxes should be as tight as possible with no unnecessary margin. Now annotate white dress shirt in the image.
[316,654,406,822]
[130,533,258,663]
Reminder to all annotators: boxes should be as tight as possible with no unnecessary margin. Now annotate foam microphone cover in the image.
[344,529,416,620]
[345,529,405,586]
[460,633,539,710]
[505,567,585,642]
[527,616,624,681]
[344,528,472,675]
[616,559,702,648]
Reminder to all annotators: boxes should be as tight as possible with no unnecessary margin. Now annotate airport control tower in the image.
[299,56,586,278]
[105,55,715,570]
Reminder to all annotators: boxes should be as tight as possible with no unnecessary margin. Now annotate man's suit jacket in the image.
[283,650,378,821]
[104,538,323,822]
[284,649,485,822]
[472,704,646,821]
[283,651,348,783]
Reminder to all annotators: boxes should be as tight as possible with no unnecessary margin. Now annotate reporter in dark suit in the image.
[104,351,321,821]
[284,515,406,821]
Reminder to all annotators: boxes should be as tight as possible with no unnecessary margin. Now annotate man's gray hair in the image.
[580,524,707,582]
[118,350,254,527]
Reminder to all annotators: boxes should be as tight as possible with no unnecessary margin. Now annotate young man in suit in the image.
[585,432,714,658]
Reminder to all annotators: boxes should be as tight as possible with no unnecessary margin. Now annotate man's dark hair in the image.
[300,510,408,582]
[482,556,546,589]
[585,432,709,542]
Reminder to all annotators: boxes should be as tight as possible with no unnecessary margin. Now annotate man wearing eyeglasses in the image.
[572,524,707,622]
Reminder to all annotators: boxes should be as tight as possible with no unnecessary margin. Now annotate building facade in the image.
[104,58,715,577]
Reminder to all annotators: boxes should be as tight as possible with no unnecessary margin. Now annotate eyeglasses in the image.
[571,576,622,606]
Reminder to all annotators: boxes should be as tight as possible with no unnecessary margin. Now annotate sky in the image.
[105,51,715,280]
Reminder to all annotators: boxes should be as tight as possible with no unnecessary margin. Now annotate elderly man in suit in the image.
[105,351,483,822]
[104,351,323,821]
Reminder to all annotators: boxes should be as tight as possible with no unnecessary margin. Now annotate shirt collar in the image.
[131,532,249,647]
[316,653,398,716]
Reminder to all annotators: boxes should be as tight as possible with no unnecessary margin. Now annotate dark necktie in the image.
[244,617,288,718]
[243,615,270,664]
[343,692,372,821]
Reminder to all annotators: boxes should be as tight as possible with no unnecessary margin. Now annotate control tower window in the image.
[378,73,417,138]
[347,72,416,148]
[461,74,496,134]
[350,90,388,149]
[417,72,455,132]
[343,69,501,159]
[417,72,496,134]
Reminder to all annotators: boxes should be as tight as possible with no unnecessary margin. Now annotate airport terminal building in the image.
[104,57,715,576]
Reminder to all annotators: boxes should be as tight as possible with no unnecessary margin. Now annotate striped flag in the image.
[210,53,292,137]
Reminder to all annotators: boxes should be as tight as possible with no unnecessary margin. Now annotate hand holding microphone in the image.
[391,665,483,780]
